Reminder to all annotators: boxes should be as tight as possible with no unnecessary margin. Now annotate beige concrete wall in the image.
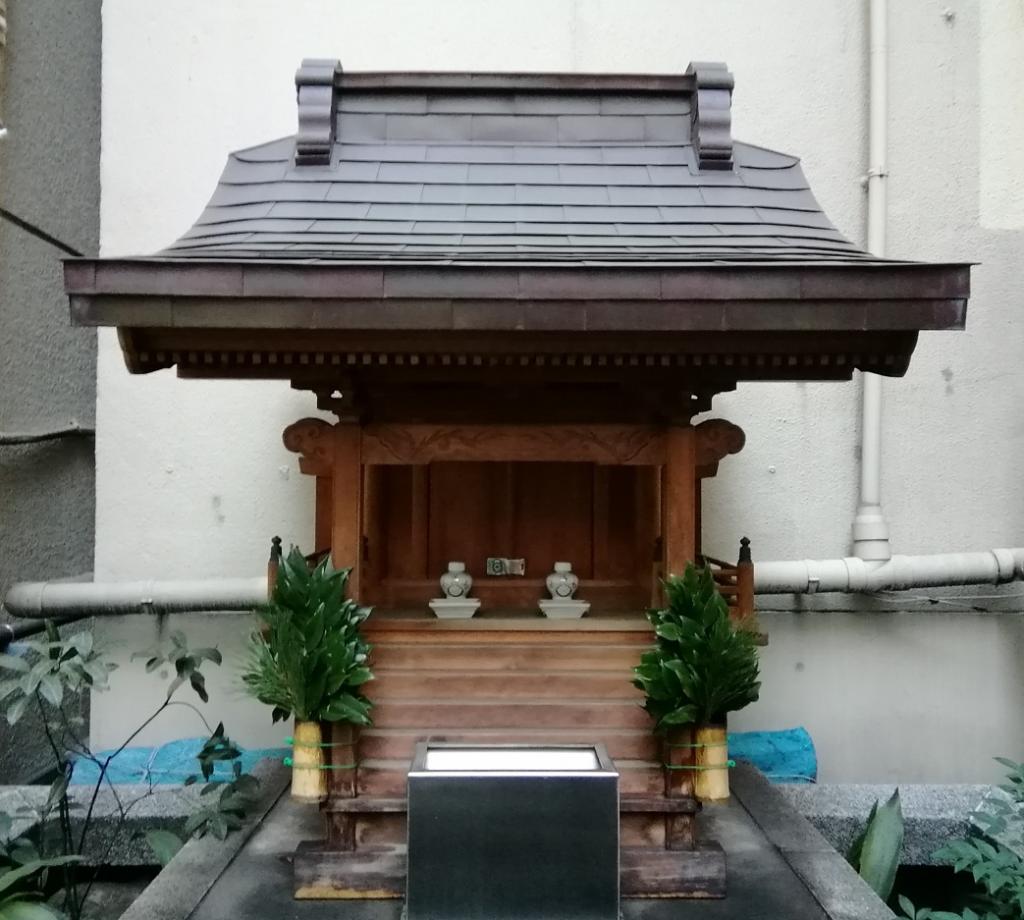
[92,1,1024,781]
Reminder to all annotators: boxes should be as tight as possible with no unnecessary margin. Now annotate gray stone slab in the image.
[0,759,290,867]
[779,783,991,866]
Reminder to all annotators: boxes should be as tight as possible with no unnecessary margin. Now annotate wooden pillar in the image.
[662,426,697,582]
[314,477,333,555]
[331,424,364,599]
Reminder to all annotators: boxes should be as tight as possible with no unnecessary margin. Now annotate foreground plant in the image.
[848,789,904,902]
[900,757,1024,920]
[633,565,760,730]
[241,547,373,802]
[0,815,81,920]
[0,626,257,919]
[632,563,760,800]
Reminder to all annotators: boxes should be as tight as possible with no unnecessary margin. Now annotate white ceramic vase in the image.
[546,562,579,599]
[440,561,473,599]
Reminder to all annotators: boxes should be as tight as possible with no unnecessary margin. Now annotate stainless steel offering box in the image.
[406,742,620,920]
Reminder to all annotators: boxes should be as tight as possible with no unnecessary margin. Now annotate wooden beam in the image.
[662,426,697,582]
[331,424,364,599]
[360,424,665,465]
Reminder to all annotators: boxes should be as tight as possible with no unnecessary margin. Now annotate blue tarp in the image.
[70,727,817,786]
[729,726,817,783]
[69,738,289,786]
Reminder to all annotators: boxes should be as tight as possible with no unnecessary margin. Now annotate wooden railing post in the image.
[267,535,283,600]
[736,536,754,623]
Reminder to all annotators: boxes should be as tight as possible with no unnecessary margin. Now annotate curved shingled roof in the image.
[161,63,865,265]
[64,61,969,383]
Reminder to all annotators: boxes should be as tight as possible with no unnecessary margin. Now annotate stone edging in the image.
[731,763,896,920]
[117,758,290,920]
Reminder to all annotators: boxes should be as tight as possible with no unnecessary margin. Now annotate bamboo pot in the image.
[291,720,328,803]
[693,724,730,802]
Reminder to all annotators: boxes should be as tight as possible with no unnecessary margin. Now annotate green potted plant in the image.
[241,547,374,802]
[632,563,760,801]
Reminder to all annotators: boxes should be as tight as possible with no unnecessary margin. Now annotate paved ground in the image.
[180,765,891,920]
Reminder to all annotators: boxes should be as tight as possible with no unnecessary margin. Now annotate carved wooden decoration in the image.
[283,417,334,476]
[694,419,745,479]
[360,424,667,466]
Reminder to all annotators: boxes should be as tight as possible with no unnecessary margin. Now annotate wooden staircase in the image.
[293,617,726,900]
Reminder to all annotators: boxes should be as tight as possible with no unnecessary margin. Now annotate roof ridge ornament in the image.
[685,61,734,171]
[295,58,342,166]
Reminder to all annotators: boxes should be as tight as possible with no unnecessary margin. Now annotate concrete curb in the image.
[731,764,896,920]
[117,759,290,920]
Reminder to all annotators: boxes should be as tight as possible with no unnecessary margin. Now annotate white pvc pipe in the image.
[754,549,1024,595]
[3,576,268,618]
[852,0,892,563]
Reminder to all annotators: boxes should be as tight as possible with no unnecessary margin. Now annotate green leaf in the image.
[857,788,904,901]
[654,622,682,642]
[192,648,222,666]
[69,632,93,658]
[37,676,62,709]
[0,682,20,704]
[0,902,65,920]
[0,856,82,898]
[897,894,917,919]
[6,696,29,726]
[189,671,208,704]
[144,829,184,866]
[0,656,28,674]
[847,799,879,867]
[43,774,69,817]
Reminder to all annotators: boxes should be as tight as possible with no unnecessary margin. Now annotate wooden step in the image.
[323,794,697,816]
[620,843,726,898]
[370,642,647,672]
[368,670,644,701]
[356,758,664,797]
[342,810,677,849]
[357,727,658,761]
[332,800,697,850]
[294,841,725,900]
[368,699,651,731]
[365,619,655,646]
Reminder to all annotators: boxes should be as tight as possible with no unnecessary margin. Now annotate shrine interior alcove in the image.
[284,418,740,618]
[366,461,656,612]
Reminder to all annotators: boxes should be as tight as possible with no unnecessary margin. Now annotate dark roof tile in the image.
[153,78,875,265]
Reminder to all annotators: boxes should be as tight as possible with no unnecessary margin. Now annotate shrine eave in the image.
[66,258,968,333]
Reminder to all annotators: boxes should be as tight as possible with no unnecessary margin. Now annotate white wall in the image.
[94,0,1024,781]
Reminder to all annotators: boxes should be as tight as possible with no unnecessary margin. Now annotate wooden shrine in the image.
[65,57,970,901]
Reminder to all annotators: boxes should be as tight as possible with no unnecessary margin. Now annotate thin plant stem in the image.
[34,690,80,918]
